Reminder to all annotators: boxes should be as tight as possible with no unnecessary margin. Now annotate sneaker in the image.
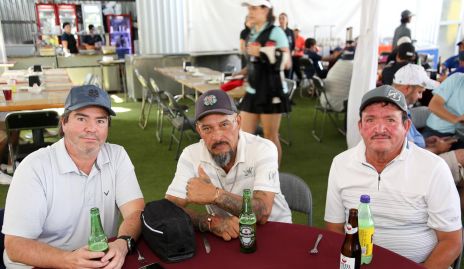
[0,171,12,185]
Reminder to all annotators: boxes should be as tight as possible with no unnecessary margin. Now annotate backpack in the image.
[141,199,196,262]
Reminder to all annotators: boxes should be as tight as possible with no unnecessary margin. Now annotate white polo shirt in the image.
[324,139,462,263]
[2,139,143,268]
[166,131,292,223]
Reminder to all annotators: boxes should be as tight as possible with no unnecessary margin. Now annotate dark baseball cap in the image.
[64,85,116,116]
[195,89,237,121]
[457,39,464,46]
[401,9,413,18]
[359,85,408,115]
[397,42,416,60]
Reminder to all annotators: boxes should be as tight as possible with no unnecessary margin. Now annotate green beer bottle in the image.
[239,189,257,253]
[88,207,109,253]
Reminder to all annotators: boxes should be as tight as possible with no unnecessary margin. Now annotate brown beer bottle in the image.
[340,208,361,269]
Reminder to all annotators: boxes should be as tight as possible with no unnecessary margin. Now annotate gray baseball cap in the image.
[359,85,408,114]
[64,85,116,116]
[401,9,413,18]
[195,89,237,121]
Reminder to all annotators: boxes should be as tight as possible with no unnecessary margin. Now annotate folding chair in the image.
[149,78,171,143]
[5,110,59,171]
[135,69,153,129]
[280,79,297,146]
[298,57,317,97]
[311,76,346,142]
[279,172,313,226]
[162,91,198,160]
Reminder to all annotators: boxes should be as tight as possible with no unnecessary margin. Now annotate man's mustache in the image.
[371,133,390,139]
[212,141,230,149]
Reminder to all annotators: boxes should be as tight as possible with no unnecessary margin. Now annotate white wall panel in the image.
[137,0,185,54]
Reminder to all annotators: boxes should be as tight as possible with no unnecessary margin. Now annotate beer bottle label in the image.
[239,224,255,248]
[344,224,358,235]
[359,227,374,256]
[340,254,356,269]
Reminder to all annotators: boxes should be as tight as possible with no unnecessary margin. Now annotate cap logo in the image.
[203,95,217,106]
[387,89,402,102]
[88,89,99,98]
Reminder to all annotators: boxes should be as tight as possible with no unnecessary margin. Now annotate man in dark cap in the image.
[381,42,416,85]
[166,89,291,241]
[392,9,413,50]
[325,85,462,267]
[442,39,464,75]
[3,85,144,268]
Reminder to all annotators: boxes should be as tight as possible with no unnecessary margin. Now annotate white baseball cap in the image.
[393,64,440,89]
[397,36,412,46]
[241,0,272,8]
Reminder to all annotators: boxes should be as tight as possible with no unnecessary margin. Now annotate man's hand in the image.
[63,246,109,269]
[186,166,217,205]
[426,136,456,154]
[456,114,464,124]
[101,239,128,269]
[210,215,239,241]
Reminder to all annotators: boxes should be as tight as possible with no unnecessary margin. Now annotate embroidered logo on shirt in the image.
[104,190,109,196]
[243,167,254,177]
[203,95,217,106]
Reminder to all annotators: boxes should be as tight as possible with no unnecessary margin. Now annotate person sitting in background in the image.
[325,85,462,268]
[442,39,464,74]
[423,73,464,150]
[392,64,464,213]
[386,36,412,64]
[82,24,103,50]
[319,49,355,112]
[165,90,291,241]
[380,42,416,85]
[446,51,464,77]
[2,85,144,268]
[392,9,413,50]
[61,22,78,54]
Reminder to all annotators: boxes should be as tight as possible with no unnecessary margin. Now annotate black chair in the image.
[279,173,312,226]
[279,79,297,146]
[298,57,317,97]
[162,91,198,160]
[5,110,59,171]
[311,76,346,142]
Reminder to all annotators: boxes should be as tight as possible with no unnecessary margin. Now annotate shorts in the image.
[239,92,290,114]
[439,151,462,184]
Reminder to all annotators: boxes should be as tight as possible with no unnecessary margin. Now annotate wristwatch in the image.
[117,235,136,254]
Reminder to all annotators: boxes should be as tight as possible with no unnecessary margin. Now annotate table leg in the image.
[119,63,128,102]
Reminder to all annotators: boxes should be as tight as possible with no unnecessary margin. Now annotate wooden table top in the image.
[0,68,74,112]
[155,66,245,99]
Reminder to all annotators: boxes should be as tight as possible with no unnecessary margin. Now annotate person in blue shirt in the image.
[442,40,464,73]
[392,64,464,215]
[448,51,464,76]
[82,24,102,50]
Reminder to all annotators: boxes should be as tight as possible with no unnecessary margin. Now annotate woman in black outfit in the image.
[240,0,291,164]
[61,22,78,54]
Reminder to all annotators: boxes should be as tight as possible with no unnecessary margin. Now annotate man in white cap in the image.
[392,9,413,50]
[392,64,464,188]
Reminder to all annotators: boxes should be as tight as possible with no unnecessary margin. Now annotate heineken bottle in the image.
[88,207,109,253]
[239,189,257,253]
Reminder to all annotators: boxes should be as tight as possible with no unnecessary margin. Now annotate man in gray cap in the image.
[325,85,462,267]
[166,89,291,241]
[392,9,413,50]
[3,85,144,268]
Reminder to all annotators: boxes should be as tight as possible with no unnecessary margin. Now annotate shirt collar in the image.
[199,131,246,168]
[55,138,110,174]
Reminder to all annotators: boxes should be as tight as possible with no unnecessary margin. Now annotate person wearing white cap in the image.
[393,64,464,186]
[392,9,413,50]
[239,0,291,164]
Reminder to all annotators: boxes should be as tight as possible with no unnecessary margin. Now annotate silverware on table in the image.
[309,233,323,254]
[202,233,211,254]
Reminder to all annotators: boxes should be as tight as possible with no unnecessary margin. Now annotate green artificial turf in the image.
[0,93,348,228]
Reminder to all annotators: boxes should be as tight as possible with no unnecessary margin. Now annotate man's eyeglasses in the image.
[197,117,237,135]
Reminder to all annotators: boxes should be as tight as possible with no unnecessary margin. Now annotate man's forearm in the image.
[215,190,272,223]
[423,232,462,269]
[5,235,70,268]
[117,209,143,240]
